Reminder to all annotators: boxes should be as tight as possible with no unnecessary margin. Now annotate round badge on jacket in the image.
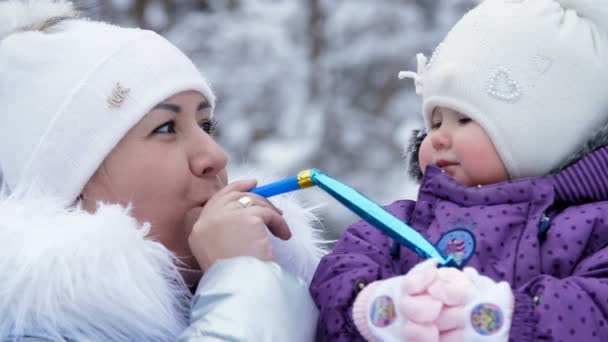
[436,228,476,267]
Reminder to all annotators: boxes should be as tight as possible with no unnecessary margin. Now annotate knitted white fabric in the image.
[0,1,215,205]
[400,0,608,179]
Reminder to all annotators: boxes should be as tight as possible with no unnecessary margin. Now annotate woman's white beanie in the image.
[0,0,215,205]
[400,0,608,179]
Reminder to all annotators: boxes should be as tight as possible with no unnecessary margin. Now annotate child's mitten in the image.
[352,259,442,341]
[428,267,514,342]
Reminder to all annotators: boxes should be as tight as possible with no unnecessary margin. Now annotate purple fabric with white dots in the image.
[310,147,608,341]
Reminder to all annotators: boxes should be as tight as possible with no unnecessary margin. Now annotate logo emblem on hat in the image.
[107,82,131,108]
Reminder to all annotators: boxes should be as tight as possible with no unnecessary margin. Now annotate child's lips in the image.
[435,160,459,176]
[435,159,459,168]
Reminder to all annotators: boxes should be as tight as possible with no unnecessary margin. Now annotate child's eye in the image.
[431,121,442,130]
[153,120,176,134]
[200,118,218,135]
[459,117,472,125]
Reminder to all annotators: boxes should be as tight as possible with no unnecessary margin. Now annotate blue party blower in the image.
[251,168,456,267]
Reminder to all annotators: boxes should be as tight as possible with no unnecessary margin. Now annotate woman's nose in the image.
[431,128,452,150]
[189,131,228,177]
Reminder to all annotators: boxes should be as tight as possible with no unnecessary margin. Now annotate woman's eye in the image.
[459,117,472,125]
[153,120,176,134]
[200,118,218,135]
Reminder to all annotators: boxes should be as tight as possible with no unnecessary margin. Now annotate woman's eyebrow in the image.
[152,102,209,113]
[153,103,181,113]
[197,101,210,111]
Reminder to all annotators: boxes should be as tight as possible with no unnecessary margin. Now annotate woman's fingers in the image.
[241,193,284,215]
[218,178,258,196]
[210,179,284,216]
[206,179,257,207]
[247,206,292,240]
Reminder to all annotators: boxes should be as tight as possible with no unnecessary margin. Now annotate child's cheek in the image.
[418,138,433,174]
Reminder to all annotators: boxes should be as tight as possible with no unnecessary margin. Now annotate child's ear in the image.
[405,128,426,183]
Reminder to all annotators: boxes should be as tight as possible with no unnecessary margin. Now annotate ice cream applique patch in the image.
[436,228,476,267]
[369,296,396,327]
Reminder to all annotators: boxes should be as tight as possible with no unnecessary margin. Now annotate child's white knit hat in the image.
[400,0,608,179]
[0,0,215,204]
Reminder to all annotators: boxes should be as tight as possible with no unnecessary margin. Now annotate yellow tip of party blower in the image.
[250,168,457,268]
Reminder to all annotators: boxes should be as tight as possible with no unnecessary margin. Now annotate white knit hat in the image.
[0,0,215,204]
[400,0,608,179]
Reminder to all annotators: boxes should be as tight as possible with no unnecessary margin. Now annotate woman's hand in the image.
[188,179,292,272]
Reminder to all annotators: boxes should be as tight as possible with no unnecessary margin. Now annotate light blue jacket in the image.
[180,257,318,341]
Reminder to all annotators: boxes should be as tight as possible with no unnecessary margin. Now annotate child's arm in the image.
[508,246,608,341]
[310,200,416,341]
[388,248,608,341]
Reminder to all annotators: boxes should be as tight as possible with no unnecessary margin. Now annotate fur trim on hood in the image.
[0,189,324,340]
[549,119,608,174]
[268,193,325,284]
[404,117,608,182]
[404,128,426,182]
[0,195,190,341]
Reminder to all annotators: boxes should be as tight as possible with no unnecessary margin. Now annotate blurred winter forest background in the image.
[88,0,478,240]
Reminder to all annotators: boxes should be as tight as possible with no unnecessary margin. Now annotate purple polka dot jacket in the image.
[310,146,608,341]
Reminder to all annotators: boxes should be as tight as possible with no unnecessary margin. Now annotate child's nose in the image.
[189,132,228,178]
[431,129,452,150]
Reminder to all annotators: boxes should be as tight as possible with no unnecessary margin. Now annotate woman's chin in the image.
[183,206,204,236]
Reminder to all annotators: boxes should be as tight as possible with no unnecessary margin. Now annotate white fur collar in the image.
[268,193,325,284]
[0,192,324,340]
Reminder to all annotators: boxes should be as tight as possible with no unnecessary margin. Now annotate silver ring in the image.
[237,196,254,208]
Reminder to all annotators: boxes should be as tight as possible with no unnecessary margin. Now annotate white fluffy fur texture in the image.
[0,194,191,341]
[0,188,325,340]
[268,192,326,284]
[0,0,76,40]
